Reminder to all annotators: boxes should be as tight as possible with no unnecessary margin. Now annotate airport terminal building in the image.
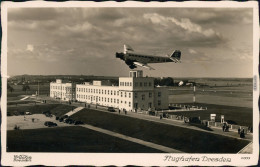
[50,79,76,101]
[50,70,169,111]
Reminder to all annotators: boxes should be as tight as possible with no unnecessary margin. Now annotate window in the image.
[121,92,123,97]
[111,91,113,95]
[117,91,119,95]
[117,99,119,104]
[129,102,131,107]
[108,98,109,102]
[121,101,123,104]
[158,100,161,106]
[149,92,152,98]
[142,94,145,100]
[125,101,127,104]
[158,92,161,97]
[105,90,106,94]
[140,82,143,87]
[108,90,110,95]
[135,93,138,98]
[135,82,138,87]
[130,82,132,86]
[114,99,116,103]
[114,91,116,95]
[144,82,147,87]
[125,92,127,97]
[99,89,100,94]
[129,93,131,98]
[102,90,103,94]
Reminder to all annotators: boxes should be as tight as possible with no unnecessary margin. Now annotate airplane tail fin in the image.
[124,44,134,54]
[170,50,181,62]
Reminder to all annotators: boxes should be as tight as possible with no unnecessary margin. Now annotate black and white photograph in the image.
[1,1,259,166]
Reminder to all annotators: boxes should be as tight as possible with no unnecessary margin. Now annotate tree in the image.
[160,77,174,86]
[22,84,30,94]
[7,83,14,93]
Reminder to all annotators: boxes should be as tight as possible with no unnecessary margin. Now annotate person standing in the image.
[238,127,241,134]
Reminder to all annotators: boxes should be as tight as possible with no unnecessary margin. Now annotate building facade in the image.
[50,71,169,111]
[50,79,76,101]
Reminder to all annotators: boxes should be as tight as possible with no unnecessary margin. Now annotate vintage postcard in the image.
[1,1,259,166]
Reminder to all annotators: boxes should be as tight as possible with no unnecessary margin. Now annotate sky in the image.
[7,7,253,78]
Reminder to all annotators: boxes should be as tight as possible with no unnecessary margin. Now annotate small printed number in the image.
[241,157,250,160]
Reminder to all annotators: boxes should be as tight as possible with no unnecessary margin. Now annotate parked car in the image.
[19,111,25,115]
[65,118,74,124]
[44,121,52,126]
[74,121,84,125]
[25,112,32,115]
[59,117,64,122]
[107,107,115,112]
[48,122,57,127]
[56,116,60,120]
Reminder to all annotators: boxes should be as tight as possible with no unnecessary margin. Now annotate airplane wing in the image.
[133,62,155,70]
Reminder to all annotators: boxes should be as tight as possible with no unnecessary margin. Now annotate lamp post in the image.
[193,85,196,104]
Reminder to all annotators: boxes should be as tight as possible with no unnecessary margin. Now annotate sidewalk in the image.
[80,124,183,153]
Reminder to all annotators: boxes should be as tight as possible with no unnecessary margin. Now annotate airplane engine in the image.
[125,59,137,69]
[115,52,125,60]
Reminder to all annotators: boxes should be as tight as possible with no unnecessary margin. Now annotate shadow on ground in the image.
[188,123,213,131]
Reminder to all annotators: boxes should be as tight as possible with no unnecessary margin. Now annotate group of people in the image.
[238,127,245,138]
[222,122,229,132]
[118,108,127,115]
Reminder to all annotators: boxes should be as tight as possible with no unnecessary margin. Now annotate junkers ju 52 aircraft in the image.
[116,44,181,70]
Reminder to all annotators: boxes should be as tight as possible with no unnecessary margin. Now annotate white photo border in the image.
[1,1,259,166]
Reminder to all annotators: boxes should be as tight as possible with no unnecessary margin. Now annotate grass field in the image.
[71,109,249,153]
[49,105,77,117]
[7,84,50,98]
[7,126,162,153]
[167,103,252,127]
[169,84,253,108]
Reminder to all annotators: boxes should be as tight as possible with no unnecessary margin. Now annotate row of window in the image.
[51,91,73,96]
[77,87,119,95]
[120,82,132,86]
[52,90,160,99]
[50,85,73,91]
[119,81,152,87]
[128,54,165,62]
[76,95,131,107]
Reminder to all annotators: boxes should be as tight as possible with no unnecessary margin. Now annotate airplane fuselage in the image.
[125,52,173,64]
[115,44,181,70]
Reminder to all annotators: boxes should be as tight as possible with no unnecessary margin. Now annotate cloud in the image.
[189,49,197,54]
[8,8,59,21]
[7,7,253,77]
[144,13,221,38]
[26,44,34,52]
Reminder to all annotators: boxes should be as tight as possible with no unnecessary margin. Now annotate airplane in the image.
[115,44,181,70]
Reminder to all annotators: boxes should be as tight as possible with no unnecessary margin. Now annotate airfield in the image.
[6,78,253,153]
